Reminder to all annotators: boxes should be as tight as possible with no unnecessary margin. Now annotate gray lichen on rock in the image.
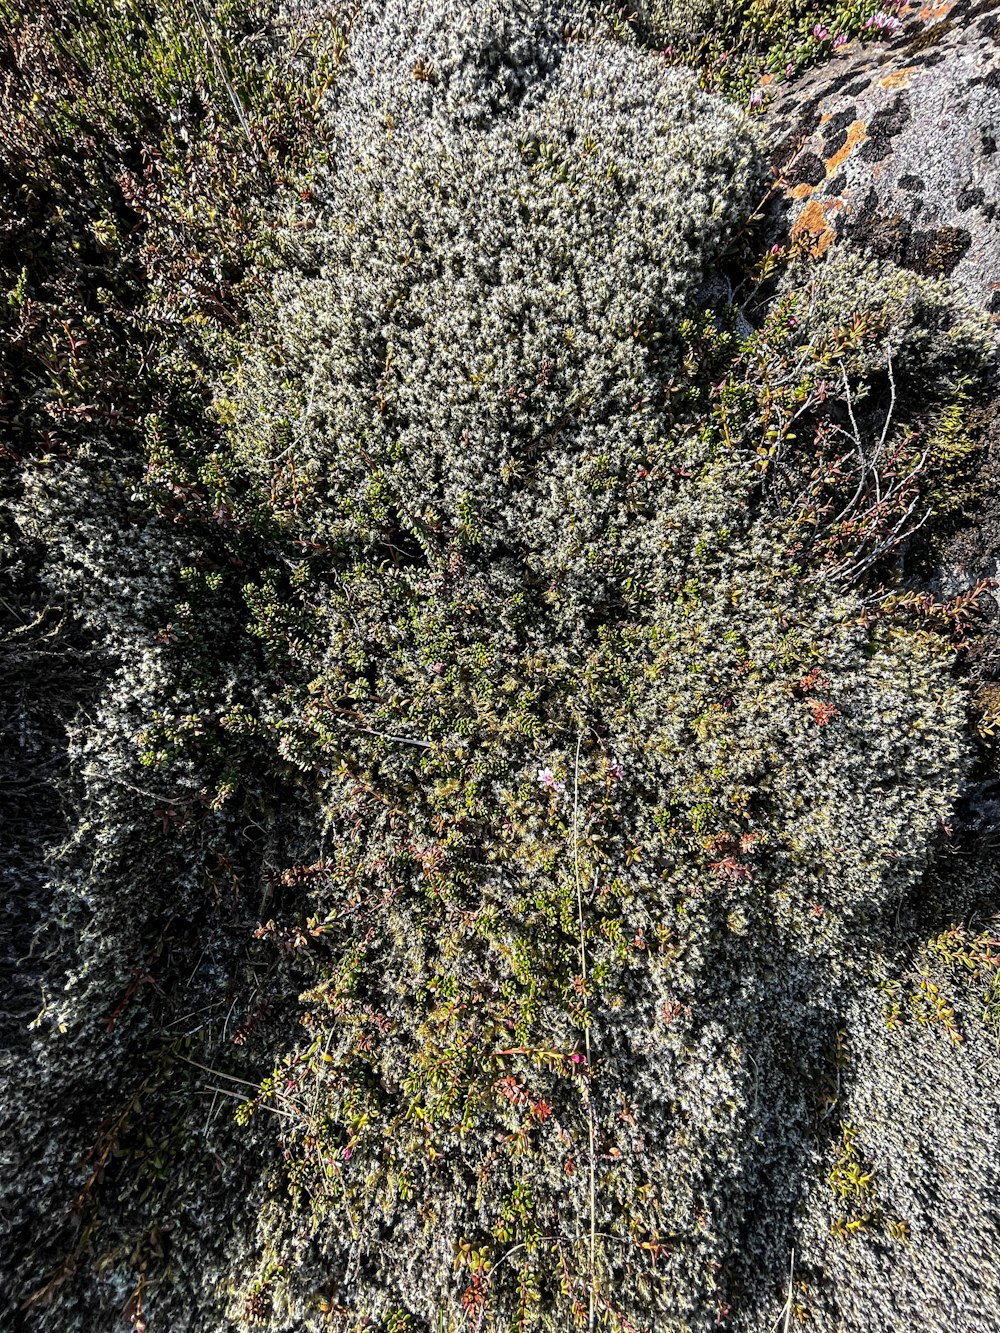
[767,0,1000,311]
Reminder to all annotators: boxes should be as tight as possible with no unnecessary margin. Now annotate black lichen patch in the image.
[910,47,947,67]
[908,225,973,276]
[966,0,1000,21]
[898,173,925,192]
[958,184,987,211]
[859,93,912,164]
[822,69,871,99]
[798,102,825,137]
[848,208,912,264]
[823,106,858,157]
[839,75,874,99]
[907,195,926,221]
[841,199,974,280]
[787,151,826,187]
[905,19,955,53]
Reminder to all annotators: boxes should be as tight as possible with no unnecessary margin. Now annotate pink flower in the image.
[812,24,829,39]
[571,1052,585,1065]
[749,88,764,109]
[866,10,902,31]
[343,1146,353,1160]
[431,662,444,674]
[770,243,782,255]
[785,62,795,77]
[833,31,847,46]
[537,766,566,794]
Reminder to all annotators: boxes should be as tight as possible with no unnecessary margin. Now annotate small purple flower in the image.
[343,1146,353,1161]
[785,62,795,77]
[866,10,902,31]
[833,31,847,46]
[571,1052,585,1065]
[812,23,829,40]
[537,766,566,794]
[431,662,444,674]
[607,758,624,783]
[749,88,764,110]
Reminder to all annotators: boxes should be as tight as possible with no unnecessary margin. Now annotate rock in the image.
[766,2,1000,652]
[765,0,1000,313]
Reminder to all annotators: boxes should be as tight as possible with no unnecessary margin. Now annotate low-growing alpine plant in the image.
[206,3,982,1327]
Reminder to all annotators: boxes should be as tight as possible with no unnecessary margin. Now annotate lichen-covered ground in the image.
[1,3,998,1331]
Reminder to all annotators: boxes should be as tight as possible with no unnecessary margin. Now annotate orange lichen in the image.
[824,119,868,175]
[790,197,839,256]
[915,0,955,20]
[879,67,915,90]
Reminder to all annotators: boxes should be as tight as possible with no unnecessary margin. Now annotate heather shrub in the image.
[634,0,732,46]
[228,551,966,1328]
[0,3,347,1328]
[711,247,997,584]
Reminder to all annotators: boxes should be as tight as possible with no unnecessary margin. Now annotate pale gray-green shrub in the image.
[212,5,973,1329]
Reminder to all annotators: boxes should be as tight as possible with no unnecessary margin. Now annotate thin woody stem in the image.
[573,728,597,1333]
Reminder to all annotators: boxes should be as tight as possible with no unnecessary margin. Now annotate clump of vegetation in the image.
[201,6,990,1328]
[828,1121,909,1241]
[881,919,1000,1043]
[0,3,348,1329]
[1,1,997,1331]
